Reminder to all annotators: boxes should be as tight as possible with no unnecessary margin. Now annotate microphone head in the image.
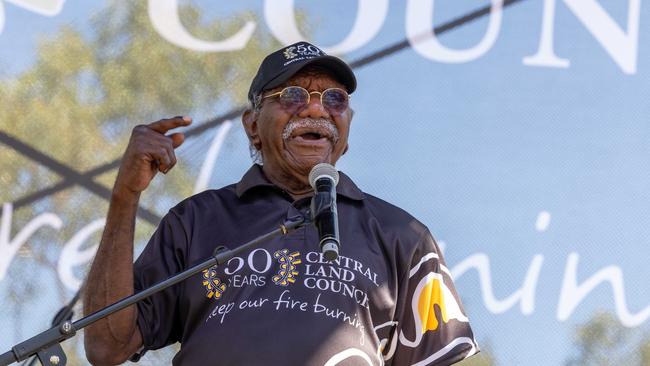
[309,163,339,189]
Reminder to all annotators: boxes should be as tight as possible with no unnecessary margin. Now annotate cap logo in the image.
[283,43,324,60]
[283,46,298,59]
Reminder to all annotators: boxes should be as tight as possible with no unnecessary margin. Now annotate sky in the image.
[1,1,649,365]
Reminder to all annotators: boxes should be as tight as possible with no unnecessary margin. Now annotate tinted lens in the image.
[279,87,309,111]
[322,88,349,115]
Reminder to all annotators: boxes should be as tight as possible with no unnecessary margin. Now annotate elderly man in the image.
[84,42,477,366]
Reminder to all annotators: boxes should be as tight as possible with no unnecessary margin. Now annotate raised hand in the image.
[114,116,192,197]
[83,116,193,363]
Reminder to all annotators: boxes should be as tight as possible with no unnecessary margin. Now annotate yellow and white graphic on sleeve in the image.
[399,272,469,348]
[418,273,469,332]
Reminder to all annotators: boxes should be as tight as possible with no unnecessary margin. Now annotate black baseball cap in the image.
[248,41,357,103]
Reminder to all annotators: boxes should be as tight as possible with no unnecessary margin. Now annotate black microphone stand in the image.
[21,286,84,366]
[0,215,306,366]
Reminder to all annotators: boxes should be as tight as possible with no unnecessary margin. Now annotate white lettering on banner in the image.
[147,0,255,52]
[2,196,648,328]
[138,1,644,74]
[4,0,65,16]
[535,211,551,232]
[264,0,388,55]
[406,0,504,63]
[523,0,641,74]
[0,0,66,33]
[451,253,544,315]
[522,0,568,68]
[193,120,233,194]
[0,203,63,280]
[58,219,104,291]
[557,252,650,327]
[0,1,642,75]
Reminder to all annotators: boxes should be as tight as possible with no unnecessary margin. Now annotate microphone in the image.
[309,163,340,261]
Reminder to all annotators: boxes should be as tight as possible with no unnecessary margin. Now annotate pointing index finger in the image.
[147,116,192,134]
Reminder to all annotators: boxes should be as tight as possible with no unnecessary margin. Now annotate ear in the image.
[242,109,261,150]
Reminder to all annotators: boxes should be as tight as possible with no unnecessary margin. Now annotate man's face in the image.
[243,70,353,185]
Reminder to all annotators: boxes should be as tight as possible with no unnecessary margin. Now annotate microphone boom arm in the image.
[0,215,306,366]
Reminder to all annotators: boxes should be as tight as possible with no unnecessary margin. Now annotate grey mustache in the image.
[282,118,339,142]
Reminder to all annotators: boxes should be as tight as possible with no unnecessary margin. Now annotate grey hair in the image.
[249,143,263,165]
[250,93,263,113]
[248,92,264,164]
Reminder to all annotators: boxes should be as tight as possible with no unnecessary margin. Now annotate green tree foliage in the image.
[641,339,650,366]
[456,341,496,366]
[1,0,280,206]
[566,312,650,366]
[0,0,283,362]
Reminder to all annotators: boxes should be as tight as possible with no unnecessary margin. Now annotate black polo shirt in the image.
[133,164,477,365]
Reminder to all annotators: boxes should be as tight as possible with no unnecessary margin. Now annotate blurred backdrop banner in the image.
[1,1,649,365]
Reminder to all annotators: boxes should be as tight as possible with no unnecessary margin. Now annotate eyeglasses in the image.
[261,86,350,116]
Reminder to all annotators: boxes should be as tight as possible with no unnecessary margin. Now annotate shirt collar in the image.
[235,164,365,201]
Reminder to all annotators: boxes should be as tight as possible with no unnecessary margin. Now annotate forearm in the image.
[82,117,190,364]
[83,189,142,362]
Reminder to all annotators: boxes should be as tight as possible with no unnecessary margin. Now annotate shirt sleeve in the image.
[385,230,479,366]
[131,211,187,358]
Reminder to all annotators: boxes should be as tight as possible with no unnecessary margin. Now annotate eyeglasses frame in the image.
[261,86,351,115]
